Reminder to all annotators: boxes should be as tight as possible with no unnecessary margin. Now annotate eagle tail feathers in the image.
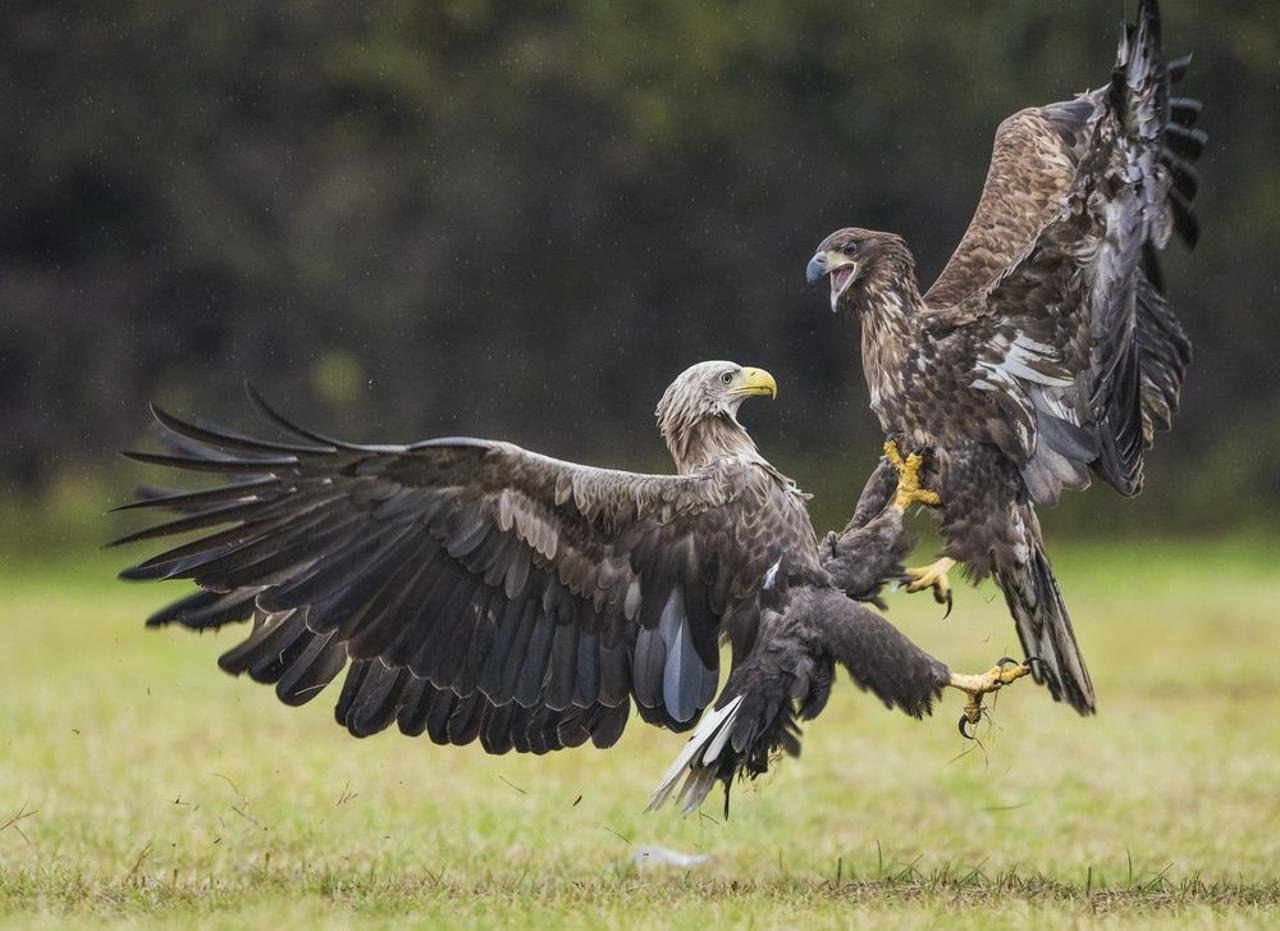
[646,694,745,816]
[997,508,1096,715]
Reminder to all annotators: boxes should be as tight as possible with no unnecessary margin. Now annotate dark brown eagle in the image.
[805,0,1200,714]
[114,361,1027,814]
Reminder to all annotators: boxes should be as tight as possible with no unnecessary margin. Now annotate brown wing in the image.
[925,0,1199,505]
[113,390,803,752]
[923,99,1092,309]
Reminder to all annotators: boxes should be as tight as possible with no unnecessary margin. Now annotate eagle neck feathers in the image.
[851,248,926,429]
[663,412,764,475]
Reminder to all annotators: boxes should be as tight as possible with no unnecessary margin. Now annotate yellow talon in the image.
[885,439,941,510]
[905,557,956,614]
[948,659,1032,737]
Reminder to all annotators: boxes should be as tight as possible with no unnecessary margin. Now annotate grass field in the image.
[2,539,1279,928]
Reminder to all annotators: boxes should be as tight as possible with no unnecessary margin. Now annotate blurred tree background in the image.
[1,0,1277,547]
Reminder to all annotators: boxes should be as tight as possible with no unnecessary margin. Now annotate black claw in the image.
[942,591,953,620]
[995,656,1021,668]
[1023,655,1045,675]
[958,714,976,739]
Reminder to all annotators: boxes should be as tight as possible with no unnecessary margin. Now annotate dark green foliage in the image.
[1,2,1275,531]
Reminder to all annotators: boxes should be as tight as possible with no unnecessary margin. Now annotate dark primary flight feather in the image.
[809,0,1200,714]
[116,363,957,813]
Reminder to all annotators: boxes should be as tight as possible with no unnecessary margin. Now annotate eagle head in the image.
[806,228,915,314]
[655,361,777,471]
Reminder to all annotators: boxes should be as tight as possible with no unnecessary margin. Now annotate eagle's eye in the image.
[720,371,735,385]
[840,241,858,256]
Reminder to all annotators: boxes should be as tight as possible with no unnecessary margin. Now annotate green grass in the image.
[2,539,1279,928]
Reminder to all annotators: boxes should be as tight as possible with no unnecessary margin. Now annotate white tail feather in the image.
[645,694,743,814]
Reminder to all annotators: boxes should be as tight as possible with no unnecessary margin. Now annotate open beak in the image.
[805,252,830,284]
[806,250,857,311]
[729,367,778,399]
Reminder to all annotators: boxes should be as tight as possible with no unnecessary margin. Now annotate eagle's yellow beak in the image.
[729,367,778,399]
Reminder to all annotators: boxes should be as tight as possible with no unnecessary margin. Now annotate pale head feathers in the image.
[655,361,772,473]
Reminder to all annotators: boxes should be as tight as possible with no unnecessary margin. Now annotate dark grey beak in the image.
[805,253,828,284]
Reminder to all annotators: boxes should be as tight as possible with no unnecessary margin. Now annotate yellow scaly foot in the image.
[948,657,1033,738]
[905,556,957,616]
[884,439,941,510]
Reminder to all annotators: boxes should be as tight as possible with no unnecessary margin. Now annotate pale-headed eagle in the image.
[115,362,1026,814]
[806,0,1200,715]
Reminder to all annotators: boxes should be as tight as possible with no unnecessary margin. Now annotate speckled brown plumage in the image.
[808,0,1201,715]
[115,361,954,814]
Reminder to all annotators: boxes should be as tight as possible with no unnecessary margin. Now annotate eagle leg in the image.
[884,440,942,509]
[948,657,1031,738]
[904,557,957,617]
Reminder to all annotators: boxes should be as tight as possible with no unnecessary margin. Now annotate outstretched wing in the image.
[113,389,793,752]
[923,98,1089,310]
[925,0,1198,506]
